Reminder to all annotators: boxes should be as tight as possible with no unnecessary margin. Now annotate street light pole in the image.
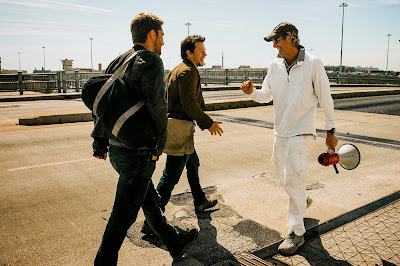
[185,23,191,36]
[89,37,94,70]
[339,2,348,73]
[18,52,21,70]
[385,34,391,75]
[42,46,46,71]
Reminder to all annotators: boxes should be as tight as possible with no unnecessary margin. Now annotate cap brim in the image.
[264,32,278,42]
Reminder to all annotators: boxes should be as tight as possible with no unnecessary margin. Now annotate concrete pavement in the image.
[0,88,399,265]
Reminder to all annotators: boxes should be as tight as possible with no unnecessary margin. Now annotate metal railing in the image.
[1,69,399,95]
[199,69,268,85]
[326,71,400,85]
[0,71,104,95]
[197,69,400,86]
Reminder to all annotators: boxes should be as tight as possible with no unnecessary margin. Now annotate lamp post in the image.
[185,22,191,36]
[339,2,348,73]
[385,34,391,75]
[18,52,21,70]
[89,37,94,70]
[42,46,46,70]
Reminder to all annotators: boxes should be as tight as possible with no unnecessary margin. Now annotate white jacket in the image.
[249,51,335,137]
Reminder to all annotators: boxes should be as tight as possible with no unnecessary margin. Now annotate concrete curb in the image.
[331,89,400,99]
[19,112,93,125]
[0,93,81,102]
[17,89,400,126]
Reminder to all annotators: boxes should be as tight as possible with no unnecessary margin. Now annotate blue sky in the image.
[1,0,399,72]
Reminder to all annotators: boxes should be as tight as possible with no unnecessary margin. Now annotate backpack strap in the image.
[111,99,145,137]
[93,51,138,116]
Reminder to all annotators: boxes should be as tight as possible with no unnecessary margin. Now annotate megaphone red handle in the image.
[318,152,340,166]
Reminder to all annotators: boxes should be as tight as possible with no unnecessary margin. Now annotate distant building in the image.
[0,70,28,74]
[212,65,222,69]
[77,68,102,73]
[354,66,380,74]
[33,68,52,73]
[324,65,386,74]
[61,59,74,71]
[325,65,355,73]
[60,59,102,73]
[239,65,251,69]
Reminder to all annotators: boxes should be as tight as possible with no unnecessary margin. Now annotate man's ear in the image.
[186,50,192,58]
[148,29,156,41]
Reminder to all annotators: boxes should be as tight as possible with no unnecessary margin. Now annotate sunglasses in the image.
[273,37,281,44]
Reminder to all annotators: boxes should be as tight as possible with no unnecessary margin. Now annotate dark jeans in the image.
[94,146,180,266]
[157,149,206,207]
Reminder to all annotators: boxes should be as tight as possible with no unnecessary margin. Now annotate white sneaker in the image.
[278,232,305,254]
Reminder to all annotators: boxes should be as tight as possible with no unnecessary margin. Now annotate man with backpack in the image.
[91,12,198,265]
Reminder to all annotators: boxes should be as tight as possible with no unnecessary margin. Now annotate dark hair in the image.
[180,35,205,60]
[130,12,164,44]
[282,31,300,47]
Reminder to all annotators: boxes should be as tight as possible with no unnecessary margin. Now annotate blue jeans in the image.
[94,146,180,266]
[157,149,207,207]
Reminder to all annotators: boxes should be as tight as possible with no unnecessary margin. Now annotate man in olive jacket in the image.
[159,35,223,211]
[143,36,222,237]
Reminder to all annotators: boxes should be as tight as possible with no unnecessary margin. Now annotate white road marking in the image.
[8,158,95,171]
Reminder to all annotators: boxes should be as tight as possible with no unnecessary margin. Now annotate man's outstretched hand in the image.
[240,79,254,95]
[208,121,223,136]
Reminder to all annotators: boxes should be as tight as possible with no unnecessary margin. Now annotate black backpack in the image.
[82,51,155,148]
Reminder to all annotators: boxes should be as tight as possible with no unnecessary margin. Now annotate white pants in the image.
[272,135,314,236]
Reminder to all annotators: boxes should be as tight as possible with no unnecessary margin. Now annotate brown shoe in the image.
[195,198,218,213]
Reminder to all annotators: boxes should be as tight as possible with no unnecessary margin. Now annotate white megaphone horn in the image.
[318,144,361,174]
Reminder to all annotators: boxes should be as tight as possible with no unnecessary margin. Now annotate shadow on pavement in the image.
[127,186,283,265]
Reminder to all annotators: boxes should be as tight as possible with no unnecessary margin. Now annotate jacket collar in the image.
[183,58,197,69]
[133,44,147,51]
[295,45,305,66]
[278,45,305,67]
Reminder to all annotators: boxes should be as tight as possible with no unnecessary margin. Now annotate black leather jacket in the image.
[91,45,167,156]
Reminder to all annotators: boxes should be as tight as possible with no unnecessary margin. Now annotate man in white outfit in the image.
[241,22,338,254]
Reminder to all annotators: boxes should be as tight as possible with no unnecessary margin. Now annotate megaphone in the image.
[318,144,361,174]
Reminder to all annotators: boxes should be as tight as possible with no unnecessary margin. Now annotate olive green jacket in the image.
[165,59,213,130]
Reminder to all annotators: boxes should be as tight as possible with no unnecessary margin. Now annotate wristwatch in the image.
[327,128,336,134]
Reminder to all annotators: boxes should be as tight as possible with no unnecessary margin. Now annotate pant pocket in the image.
[112,160,142,184]
[286,136,312,176]
[287,151,308,176]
